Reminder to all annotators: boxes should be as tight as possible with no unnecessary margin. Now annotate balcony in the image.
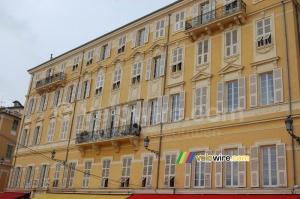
[75,124,141,156]
[36,72,66,94]
[185,0,246,41]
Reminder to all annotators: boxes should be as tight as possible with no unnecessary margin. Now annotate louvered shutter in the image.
[215,149,222,188]
[193,3,199,18]
[86,113,92,131]
[238,77,246,110]
[97,46,102,62]
[205,150,212,188]
[201,86,208,116]
[61,165,69,187]
[107,41,112,58]
[232,30,238,55]
[36,126,42,145]
[184,163,191,188]
[143,157,148,176]
[57,89,63,106]
[31,97,36,114]
[144,25,149,43]
[179,91,185,120]
[135,101,141,124]
[50,92,55,109]
[225,32,231,56]
[113,107,120,128]
[165,155,170,183]
[249,74,257,107]
[276,143,287,187]
[24,129,29,146]
[122,105,128,126]
[71,83,77,103]
[162,95,169,123]
[160,52,166,76]
[131,31,137,48]
[170,154,176,176]
[29,129,35,146]
[238,147,246,187]
[36,97,40,113]
[63,86,68,104]
[217,82,224,113]
[273,68,283,103]
[250,146,259,187]
[141,100,148,127]
[146,57,152,80]
[36,166,42,188]
[29,166,35,188]
[180,12,185,29]
[156,96,162,124]
[95,110,101,131]
[16,167,22,188]
[103,109,109,130]
[195,88,201,118]
[43,165,49,188]
[24,100,29,116]
[77,82,82,100]
[85,80,91,98]
[146,156,153,187]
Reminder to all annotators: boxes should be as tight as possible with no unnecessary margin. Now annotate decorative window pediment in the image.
[146,43,165,57]
[218,64,243,75]
[191,71,212,83]
[128,51,145,63]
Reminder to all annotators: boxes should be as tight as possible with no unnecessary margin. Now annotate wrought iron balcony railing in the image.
[76,124,141,144]
[36,72,66,89]
[185,0,246,31]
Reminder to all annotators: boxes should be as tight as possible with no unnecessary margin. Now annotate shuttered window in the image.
[171,94,180,121]
[5,144,14,159]
[80,80,91,99]
[117,36,126,54]
[155,19,165,39]
[225,149,239,187]
[75,115,84,136]
[197,39,209,65]
[51,89,62,108]
[194,87,208,117]
[225,29,238,57]
[95,74,105,95]
[132,62,142,85]
[227,80,238,112]
[60,119,69,140]
[38,165,49,188]
[86,50,94,66]
[101,160,111,188]
[256,17,272,48]
[112,68,122,90]
[164,154,176,188]
[142,156,153,187]
[172,47,183,72]
[10,167,22,188]
[97,42,111,61]
[60,62,66,73]
[30,126,42,146]
[262,146,277,187]
[82,161,92,188]
[46,122,56,143]
[68,162,77,188]
[20,129,29,147]
[120,157,132,187]
[174,11,185,32]
[194,151,205,187]
[260,72,274,106]
[53,164,61,187]
[149,100,158,125]
[23,166,34,188]
[72,56,80,72]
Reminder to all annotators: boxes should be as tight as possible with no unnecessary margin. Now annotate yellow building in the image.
[6,0,300,198]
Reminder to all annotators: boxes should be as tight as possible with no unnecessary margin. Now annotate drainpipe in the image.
[156,13,171,190]
[282,0,296,186]
[294,0,300,48]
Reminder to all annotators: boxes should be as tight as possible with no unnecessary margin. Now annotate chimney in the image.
[50,54,53,60]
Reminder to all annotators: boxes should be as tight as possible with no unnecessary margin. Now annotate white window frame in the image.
[137,28,146,47]
[86,50,94,66]
[75,115,84,136]
[155,19,165,39]
[149,99,158,125]
[259,72,274,106]
[53,163,61,187]
[60,62,66,73]
[174,11,185,32]
[20,128,29,147]
[46,121,56,143]
[224,29,238,57]
[132,62,142,85]
[171,47,183,73]
[194,86,208,118]
[112,68,122,90]
[72,56,80,72]
[117,36,126,54]
[68,161,77,188]
[164,153,176,188]
[170,94,180,122]
[142,155,154,187]
[95,74,105,95]
[256,17,272,48]
[60,119,69,140]
[101,159,111,188]
[24,166,34,188]
[261,145,278,187]
[197,39,209,65]
[82,160,92,188]
[193,151,206,188]
[120,157,132,188]
[224,148,239,187]
[226,80,238,112]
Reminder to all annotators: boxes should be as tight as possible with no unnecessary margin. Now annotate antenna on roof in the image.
[50,54,53,60]
[0,96,5,108]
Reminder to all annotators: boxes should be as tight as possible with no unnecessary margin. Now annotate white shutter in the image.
[114,106,120,128]
[184,163,191,188]
[273,68,283,103]
[103,109,109,130]
[36,166,42,188]
[162,95,169,123]
[71,83,77,103]
[24,129,29,146]
[135,101,141,124]
[43,165,50,188]
[95,110,101,131]
[156,96,162,124]
[205,150,212,188]
[36,126,42,145]
[179,91,185,120]
[217,82,224,113]
[36,97,41,113]
[249,74,258,107]
[29,129,34,146]
[193,3,199,17]
[146,57,152,80]
[215,149,222,188]
[122,105,128,126]
[29,166,35,188]
[131,30,137,48]
[97,46,102,62]
[238,77,246,110]
[31,97,36,114]
[63,86,68,104]
[238,147,246,187]
[144,25,149,43]
[24,100,29,116]
[276,143,287,187]
[86,113,92,131]
[61,166,69,187]
[57,89,63,106]
[250,146,259,187]
[77,82,82,100]
[107,41,112,58]
[50,92,55,109]
[86,79,91,98]
[160,52,166,76]
[141,100,148,127]
[16,167,22,188]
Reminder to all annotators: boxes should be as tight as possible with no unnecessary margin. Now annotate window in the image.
[75,115,84,136]
[155,19,165,39]
[45,68,53,77]
[200,2,210,23]
[77,80,91,100]
[47,122,56,143]
[38,165,49,188]
[256,18,272,48]
[129,105,137,125]
[153,57,161,78]
[86,50,94,66]
[60,62,66,73]
[194,87,208,117]
[34,73,40,88]
[120,157,132,188]
[82,81,90,99]
[227,80,238,112]
[118,36,126,54]
[260,72,274,106]
[142,156,153,187]
[225,0,238,14]
[174,11,185,32]
[53,164,61,187]
[51,89,62,108]
[72,56,80,72]
[26,98,36,115]
[38,94,48,112]
[67,85,75,103]
[164,154,176,188]
[82,161,92,188]
[225,149,238,186]
[132,62,142,85]
[225,29,238,57]
[261,146,277,187]
[137,28,146,46]
[60,119,69,140]
[172,48,183,72]
[194,151,205,187]
[30,126,42,146]
[197,39,209,65]
[10,167,22,188]
[12,120,18,132]
[5,144,14,159]
[149,100,158,125]
[102,44,109,60]
[24,166,34,188]
[68,162,77,188]
[101,160,111,188]
[95,75,104,95]
[20,129,29,147]
[112,69,122,90]
[171,95,180,122]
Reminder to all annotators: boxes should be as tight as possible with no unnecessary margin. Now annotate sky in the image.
[0,0,176,107]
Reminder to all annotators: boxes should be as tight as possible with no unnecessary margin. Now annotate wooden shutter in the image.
[238,147,246,187]
[36,97,40,113]
[43,165,50,188]
[107,41,111,58]
[195,88,201,118]
[24,129,29,146]
[24,100,29,116]
[122,105,128,126]
[85,80,91,98]
[160,52,166,76]
[63,87,68,104]
[179,91,185,120]
[16,167,22,188]
[249,74,258,107]
[273,68,283,103]
[114,106,120,128]
[184,163,191,188]
[103,109,109,130]
[131,30,137,48]
[141,100,148,127]
[135,101,141,124]
[217,82,224,113]
[97,46,102,62]
[144,25,149,43]
[86,113,92,131]
[61,165,69,188]
[215,149,222,188]
[36,166,42,188]
[156,96,162,124]
[276,143,287,187]
[250,146,259,187]
[31,97,36,114]
[95,111,101,131]
[57,88,63,106]
[36,126,43,145]
[77,82,82,100]
[71,83,77,103]
[238,77,246,110]
[29,129,34,146]
[205,150,212,188]
[146,57,152,80]
[50,92,55,109]
[170,154,176,176]
[193,3,199,18]
[29,166,35,188]
[162,95,169,123]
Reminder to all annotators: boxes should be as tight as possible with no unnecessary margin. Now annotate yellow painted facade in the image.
[7,0,300,197]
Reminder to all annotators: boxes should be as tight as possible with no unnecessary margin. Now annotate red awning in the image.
[127,194,300,199]
[0,192,30,199]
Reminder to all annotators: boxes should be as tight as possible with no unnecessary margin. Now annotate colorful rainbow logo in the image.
[176,152,196,164]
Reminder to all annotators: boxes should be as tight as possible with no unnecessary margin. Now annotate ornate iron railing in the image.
[36,72,66,88]
[185,0,246,31]
[75,124,141,144]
